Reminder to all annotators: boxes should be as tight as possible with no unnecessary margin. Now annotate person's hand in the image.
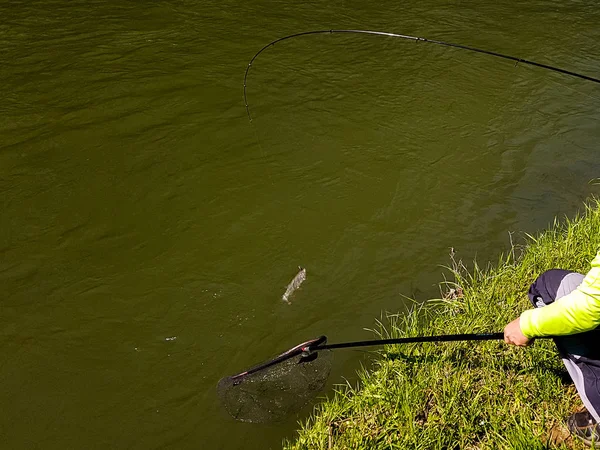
[504,317,531,346]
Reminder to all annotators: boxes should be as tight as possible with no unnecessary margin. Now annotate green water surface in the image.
[1,1,599,448]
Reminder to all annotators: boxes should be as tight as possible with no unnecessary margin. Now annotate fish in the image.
[282,266,306,303]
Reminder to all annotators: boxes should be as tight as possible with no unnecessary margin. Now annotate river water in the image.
[1,1,599,449]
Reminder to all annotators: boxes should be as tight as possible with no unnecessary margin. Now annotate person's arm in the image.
[518,250,600,339]
[504,317,530,346]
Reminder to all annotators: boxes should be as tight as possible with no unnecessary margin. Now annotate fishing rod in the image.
[243,29,600,121]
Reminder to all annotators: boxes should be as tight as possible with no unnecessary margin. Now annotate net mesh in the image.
[217,349,332,423]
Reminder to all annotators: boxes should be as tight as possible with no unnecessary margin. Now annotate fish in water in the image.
[282,266,306,303]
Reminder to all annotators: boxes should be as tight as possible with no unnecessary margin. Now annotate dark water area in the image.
[1,1,599,448]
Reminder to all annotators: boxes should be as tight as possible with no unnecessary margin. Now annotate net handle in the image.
[231,335,327,380]
[230,332,521,381]
[311,332,507,351]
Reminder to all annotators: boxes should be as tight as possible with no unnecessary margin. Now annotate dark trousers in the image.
[529,269,600,421]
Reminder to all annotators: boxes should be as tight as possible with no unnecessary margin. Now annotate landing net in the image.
[217,336,332,423]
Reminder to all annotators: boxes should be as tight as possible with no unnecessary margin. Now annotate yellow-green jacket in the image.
[520,250,600,338]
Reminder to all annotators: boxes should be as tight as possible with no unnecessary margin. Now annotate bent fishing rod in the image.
[243,29,600,121]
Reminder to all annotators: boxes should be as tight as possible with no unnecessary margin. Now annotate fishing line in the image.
[243,29,600,121]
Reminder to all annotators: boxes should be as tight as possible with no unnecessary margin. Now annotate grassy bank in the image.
[286,199,600,450]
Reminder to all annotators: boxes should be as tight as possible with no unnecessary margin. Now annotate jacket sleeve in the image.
[519,250,600,338]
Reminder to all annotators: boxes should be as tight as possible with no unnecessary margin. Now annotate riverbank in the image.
[286,199,600,449]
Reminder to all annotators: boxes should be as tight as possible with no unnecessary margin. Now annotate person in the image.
[504,249,600,447]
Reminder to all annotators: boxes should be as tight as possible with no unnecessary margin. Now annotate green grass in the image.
[285,199,600,450]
